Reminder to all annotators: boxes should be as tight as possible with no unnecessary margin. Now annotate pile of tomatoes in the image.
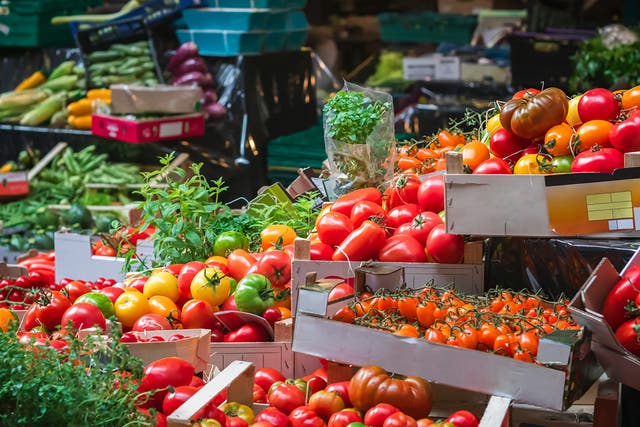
[397,85,640,176]
[332,286,580,364]
[313,182,466,265]
[91,226,155,257]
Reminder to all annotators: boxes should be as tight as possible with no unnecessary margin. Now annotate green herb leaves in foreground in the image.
[0,328,149,427]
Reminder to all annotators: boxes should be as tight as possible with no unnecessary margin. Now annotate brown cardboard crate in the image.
[444,151,640,238]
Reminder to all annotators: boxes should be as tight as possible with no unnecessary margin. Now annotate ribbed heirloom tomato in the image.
[500,87,568,139]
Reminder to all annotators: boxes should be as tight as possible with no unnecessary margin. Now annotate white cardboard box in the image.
[403,56,461,81]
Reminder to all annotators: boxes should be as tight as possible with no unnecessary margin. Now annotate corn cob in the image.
[19,93,65,126]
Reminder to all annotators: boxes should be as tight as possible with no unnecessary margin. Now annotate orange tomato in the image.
[461,140,490,171]
[205,255,228,265]
[397,297,419,321]
[544,123,575,156]
[277,306,292,319]
[332,306,355,323]
[438,130,465,147]
[574,120,613,153]
[622,85,640,110]
[416,148,438,162]
[394,324,419,338]
[260,224,297,251]
[114,291,150,327]
[0,308,18,332]
[425,327,446,344]
[148,295,181,324]
[397,156,423,171]
[416,302,436,328]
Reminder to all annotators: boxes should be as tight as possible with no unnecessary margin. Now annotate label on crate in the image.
[545,170,640,235]
[0,172,28,196]
[403,56,460,81]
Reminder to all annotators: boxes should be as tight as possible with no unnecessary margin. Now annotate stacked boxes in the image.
[176,2,309,56]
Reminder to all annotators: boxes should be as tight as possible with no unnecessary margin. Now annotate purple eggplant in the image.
[202,102,227,121]
[166,42,199,73]
[171,71,213,87]
[174,56,208,77]
[202,89,218,104]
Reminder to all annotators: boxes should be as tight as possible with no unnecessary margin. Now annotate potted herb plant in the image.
[322,83,394,199]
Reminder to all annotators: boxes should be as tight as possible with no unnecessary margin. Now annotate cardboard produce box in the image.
[291,238,484,315]
[569,248,640,391]
[126,329,211,373]
[292,265,602,411]
[110,84,203,115]
[54,231,154,282]
[445,151,640,237]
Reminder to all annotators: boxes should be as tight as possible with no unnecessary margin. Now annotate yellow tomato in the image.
[486,113,502,137]
[260,224,297,251]
[114,291,150,327]
[513,153,551,175]
[566,95,582,127]
[205,255,228,265]
[190,268,231,307]
[143,271,180,302]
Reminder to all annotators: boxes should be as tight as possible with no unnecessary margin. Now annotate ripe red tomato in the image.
[328,409,362,427]
[96,286,124,304]
[330,187,383,217]
[416,175,445,214]
[254,383,268,404]
[23,290,71,331]
[132,313,172,331]
[472,157,512,174]
[221,295,238,311]
[394,211,442,245]
[223,323,269,342]
[308,390,346,420]
[489,128,529,161]
[189,375,206,388]
[378,235,428,263]
[328,283,354,301]
[162,385,200,416]
[255,250,292,288]
[138,357,196,410]
[385,204,421,230]
[309,242,335,261]
[350,201,385,229]
[571,147,624,174]
[119,332,139,343]
[127,277,147,293]
[60,302,106,331]
[177,261,205,300]
[289,406,325,427]
[180,299,218,330]
[382,412,417,427]
[578,88,620,122]
[262,306,283,325]
[256,407,289,427]
[426,225,464,264]
[255,367,286,394]
[609,115,640,153]
[364,403,399,427]
[317,211,354,247]
[269,383,307,415]
[446,410,479,427]
[62,280,91,303]
[384,175,421,210]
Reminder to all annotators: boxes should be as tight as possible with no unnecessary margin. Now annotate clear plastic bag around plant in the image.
[322,82,395,200]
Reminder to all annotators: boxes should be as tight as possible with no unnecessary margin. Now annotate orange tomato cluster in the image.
[333,287,580,364]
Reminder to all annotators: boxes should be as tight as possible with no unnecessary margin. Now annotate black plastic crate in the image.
[74,17,165,89]
[508,30,591,93]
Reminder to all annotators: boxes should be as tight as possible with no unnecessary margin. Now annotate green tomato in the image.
[213,231,250,257]
[75,292,115,319]
[551,154,573,174]
[234,273,274,314]
[347,423,366,427]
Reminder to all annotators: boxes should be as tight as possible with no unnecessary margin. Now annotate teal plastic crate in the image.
[177,28,264,55]
[209,0,306,8]
[181,8,289,31]
[378,11,478,44]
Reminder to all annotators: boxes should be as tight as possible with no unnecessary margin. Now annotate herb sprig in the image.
[324,91,391,145]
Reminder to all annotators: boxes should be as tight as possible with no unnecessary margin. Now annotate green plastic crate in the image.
[0,0,100,47]
[378,11,477,45]
[267,125,325,171]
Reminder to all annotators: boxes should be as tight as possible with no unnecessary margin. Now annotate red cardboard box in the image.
[91,113,205,143]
